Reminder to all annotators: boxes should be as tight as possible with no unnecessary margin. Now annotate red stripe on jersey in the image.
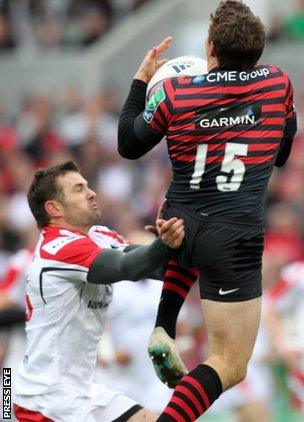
[211,155,274,165]
[170,142,277,155]
[0,267,19,292]
[168,130,283,141]
[248,143,278,152]
[262,117,285,125]
[262,104,284,112]
[150,118,166,134]
[172,154,273,165]
[163,78,176,105]
[13,403,54,421]
[173,90,286,109]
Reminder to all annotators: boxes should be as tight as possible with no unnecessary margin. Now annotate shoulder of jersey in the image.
[41,229,87,256]
[163,75,195,86]
[266,64,286,78]
[89,225,128,244]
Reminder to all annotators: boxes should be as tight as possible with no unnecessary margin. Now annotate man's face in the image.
[55,171,101,229]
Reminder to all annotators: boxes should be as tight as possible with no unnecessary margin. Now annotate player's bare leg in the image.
[158,297,262,420]
[202,297,261,390]
[128,408,157,421]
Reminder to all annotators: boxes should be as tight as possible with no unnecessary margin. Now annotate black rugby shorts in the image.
[163,201,264,302]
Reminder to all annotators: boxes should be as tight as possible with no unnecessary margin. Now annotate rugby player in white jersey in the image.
[13,160,184,422]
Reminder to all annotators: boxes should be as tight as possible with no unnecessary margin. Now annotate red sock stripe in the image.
[167,261,199,280]
[170,396,196,420]
[168,259,178,266]
[163,282,188,298]
[165,270,195,288]
[163,407,187,422]
[175,385,204,414]
[183,375,211,408]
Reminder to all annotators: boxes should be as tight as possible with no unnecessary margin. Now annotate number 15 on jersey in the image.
[190,142,249,192]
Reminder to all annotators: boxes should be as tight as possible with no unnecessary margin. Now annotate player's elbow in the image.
[117,142,140,160]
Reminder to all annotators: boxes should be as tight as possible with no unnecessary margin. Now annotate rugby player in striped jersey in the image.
[118,1,297,420]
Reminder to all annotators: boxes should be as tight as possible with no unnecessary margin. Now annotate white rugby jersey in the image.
[16,225,129,396]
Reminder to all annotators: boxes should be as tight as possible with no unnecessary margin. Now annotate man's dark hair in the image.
[208,0,266,70]
[27,160,79,229]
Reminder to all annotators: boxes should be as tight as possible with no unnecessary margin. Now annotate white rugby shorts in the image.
[14,383,139,422]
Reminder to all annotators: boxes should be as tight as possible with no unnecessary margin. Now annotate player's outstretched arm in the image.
[87,218,184,284]
[118,36,172,160]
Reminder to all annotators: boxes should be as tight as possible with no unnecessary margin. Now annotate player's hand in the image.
[144,200,168,236]
[134,36,173,83]
[157,217,184,249]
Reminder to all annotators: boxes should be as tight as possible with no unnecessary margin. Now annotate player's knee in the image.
[226,360,248,389]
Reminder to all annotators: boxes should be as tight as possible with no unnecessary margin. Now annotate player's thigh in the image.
[127,408,158,421]
[202,297,261,362]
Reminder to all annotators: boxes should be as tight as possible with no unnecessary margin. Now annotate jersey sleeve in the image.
[284,75,296,120]
[134,79,173,143]
[275,73,297,167]
[41,236,102,269]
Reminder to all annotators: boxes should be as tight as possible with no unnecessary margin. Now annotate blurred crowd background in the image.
[0,0,153,51]
[0,0,304,421]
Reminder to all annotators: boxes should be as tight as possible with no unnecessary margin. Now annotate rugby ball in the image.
[147,55,208,100]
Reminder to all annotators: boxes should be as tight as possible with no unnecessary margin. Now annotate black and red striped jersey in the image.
[134,64,297,219]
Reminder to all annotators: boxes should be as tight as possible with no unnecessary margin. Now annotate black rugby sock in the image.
[155,260,198,339]
[157,364,223,421]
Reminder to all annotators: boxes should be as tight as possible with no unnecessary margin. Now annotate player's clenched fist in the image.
[156,217,184,249]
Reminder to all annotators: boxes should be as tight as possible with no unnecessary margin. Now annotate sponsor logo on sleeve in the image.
[144,85,166,123]
[42,236,85,255]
